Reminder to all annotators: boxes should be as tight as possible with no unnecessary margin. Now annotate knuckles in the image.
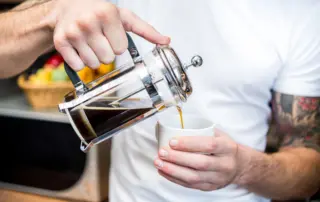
[186,173,201,184]
[65,26,82,42]
[53,33,68,51]
[95,3,118,22]
[76,14,97,32]
[118,8,135,31]
[54,2,130,69]
[229,142,238,154]
[118,8,134,19]
[205,140,217,153]
[195,159,212,171]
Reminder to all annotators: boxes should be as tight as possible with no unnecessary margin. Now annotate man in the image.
[0,0,319,202]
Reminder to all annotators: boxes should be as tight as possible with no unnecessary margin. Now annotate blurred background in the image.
[0,2,113,202]
[0,0,318,202]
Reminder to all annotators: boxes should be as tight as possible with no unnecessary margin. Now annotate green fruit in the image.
[51,68,68,81]
[36,68,44,75]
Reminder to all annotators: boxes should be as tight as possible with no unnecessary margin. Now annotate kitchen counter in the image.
[0,189,68,202]
[0,189,110,202]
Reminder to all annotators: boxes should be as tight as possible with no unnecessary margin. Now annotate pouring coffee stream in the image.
[59,33,203,152]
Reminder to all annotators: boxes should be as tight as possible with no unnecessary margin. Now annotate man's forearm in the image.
[236,145,320,200]
[0,0,54,78]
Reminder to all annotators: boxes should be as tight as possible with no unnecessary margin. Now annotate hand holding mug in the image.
[154,115,246,191]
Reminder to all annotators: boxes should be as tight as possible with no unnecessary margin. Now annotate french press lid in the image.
[152,45,203,102]
[58,33,203,112]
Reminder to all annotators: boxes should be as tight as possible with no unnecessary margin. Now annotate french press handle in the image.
[64,33,140,90]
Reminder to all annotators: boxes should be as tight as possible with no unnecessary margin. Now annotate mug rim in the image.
[156,114,215,131]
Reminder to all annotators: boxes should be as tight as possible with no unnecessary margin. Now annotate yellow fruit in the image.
[43,67,52,73]
[29,75,37,83]
[39,73,50,82]
[97,63,115,75]
[57,63,64,70]
[77,66,95,83]
[29,75,47,85]
[30,68,51,84]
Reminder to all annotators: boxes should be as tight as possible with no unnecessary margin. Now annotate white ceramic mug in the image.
[155,114,216,149]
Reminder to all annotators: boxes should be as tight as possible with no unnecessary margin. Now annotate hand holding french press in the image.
[46,0,170,71]
[59,29,203,152]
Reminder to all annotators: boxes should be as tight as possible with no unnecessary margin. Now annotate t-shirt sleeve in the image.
[273,4,320,97]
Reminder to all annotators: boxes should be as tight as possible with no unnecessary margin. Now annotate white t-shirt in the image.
[109,1,320,202]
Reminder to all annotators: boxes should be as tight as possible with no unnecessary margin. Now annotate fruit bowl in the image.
[17,74,74,109]
[17,53,115,109]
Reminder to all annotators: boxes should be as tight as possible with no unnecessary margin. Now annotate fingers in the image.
[170,130,237,155]
[154,158,225,185]
[158,171,218,192]
[54,30,85,71]
[158,147,221,171]
[158,147,237,178]
[78,11,116,65]
[54,11,118,70]
[53,2,170,71]
[87,34,115,65]
[98,5,128,55]
[119,8,170,45]
[66,26,100,69]
[158,170,190,187]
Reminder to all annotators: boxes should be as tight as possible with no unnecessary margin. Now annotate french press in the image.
[58,33,203,152]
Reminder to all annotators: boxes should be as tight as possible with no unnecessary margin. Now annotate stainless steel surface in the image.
[184,55,203,70]
[59,42,203,153]
[109,78,164,106]
[58,63,135,111]
[154,45,203,102]
[59,45,203,111]
[74,81,89,96]
[136,61,163,109]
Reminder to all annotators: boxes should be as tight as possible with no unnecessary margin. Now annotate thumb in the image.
[119,8,171,45]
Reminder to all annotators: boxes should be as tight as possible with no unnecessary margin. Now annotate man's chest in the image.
[119,0,283,93]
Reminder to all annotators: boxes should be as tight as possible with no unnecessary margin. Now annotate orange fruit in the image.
[77,67,95,83]
[97,63,115,75]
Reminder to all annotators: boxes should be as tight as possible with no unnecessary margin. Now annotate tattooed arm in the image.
[272,92,320,152]
[266,93,320,202]
[237,92,320,200]
[270,92,320,199]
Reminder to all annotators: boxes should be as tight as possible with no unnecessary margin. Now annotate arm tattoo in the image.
[269,92,320,152]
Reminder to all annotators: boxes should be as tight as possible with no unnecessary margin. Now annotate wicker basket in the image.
[17,74,74,109]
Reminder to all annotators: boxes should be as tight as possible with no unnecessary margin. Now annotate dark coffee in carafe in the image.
[70,98,154,143]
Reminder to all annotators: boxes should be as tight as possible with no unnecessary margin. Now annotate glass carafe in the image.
[58,33,203,152]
